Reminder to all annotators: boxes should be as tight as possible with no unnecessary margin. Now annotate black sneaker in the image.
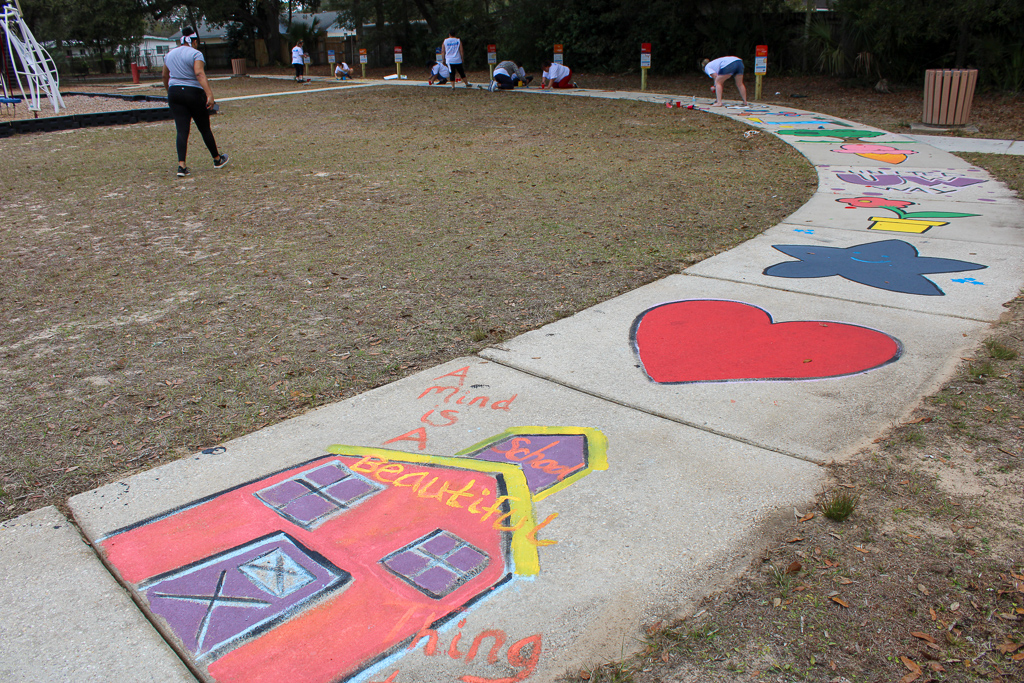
[176,166,190,177]
[214,154,230,169]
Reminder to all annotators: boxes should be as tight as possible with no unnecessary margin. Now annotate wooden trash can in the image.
[922,69,977,126]
[231,58,248,77]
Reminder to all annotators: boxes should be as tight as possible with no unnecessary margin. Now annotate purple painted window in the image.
[141,533,350,662]
[380,530,489,599]
[254,461,383,529]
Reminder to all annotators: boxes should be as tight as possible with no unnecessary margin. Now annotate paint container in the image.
[687,104,694,110]
[675,101,682,107]
[666,101,672,109]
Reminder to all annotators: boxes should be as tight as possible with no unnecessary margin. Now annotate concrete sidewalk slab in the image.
[816,165,1017,202]
[684,222,1024,321]
[781,192,1024,247]
[69,359,821,683]
[907,134,1024,156]
[0,506,196,683]
[787,140,975,170]
[480,275,987,462]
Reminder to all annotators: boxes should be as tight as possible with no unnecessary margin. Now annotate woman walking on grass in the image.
[162,27,229,177]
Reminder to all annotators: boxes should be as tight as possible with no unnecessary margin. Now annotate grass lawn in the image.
[0,82,814,519]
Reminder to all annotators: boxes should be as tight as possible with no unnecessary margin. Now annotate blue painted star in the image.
[763,239,986,296]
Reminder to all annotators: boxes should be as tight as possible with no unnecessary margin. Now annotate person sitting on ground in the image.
[334,61,352,80]
[427,60,450,85]
[541,60,575,89]
[701,56,749,106]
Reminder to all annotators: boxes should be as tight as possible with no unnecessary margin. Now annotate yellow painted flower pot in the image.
[867,216,949,234]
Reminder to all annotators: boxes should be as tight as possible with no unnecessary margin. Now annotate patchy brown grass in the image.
[0,82,813,519]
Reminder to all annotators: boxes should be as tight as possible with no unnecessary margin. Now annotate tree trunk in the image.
[257,0,281,64]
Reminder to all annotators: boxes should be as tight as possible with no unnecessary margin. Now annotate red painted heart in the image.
[632,300,902,383]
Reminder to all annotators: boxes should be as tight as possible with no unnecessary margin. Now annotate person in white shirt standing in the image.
[292,41,306,82]
[541,60,575,89]
[701,56,749,106]
[442,29,469,88]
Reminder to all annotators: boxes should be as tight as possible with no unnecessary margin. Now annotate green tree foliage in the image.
[830,0,1024,89]
[20,0,145,54]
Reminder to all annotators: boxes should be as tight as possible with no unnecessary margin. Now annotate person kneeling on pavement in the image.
[492,60,531,89]
[541,60,575,89]
[427,61,450,85]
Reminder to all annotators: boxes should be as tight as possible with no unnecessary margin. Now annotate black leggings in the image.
[168,85,219,163]
[494,73,515,89]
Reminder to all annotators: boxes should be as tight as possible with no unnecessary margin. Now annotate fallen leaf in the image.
[928,662,945,673]
[787,537,804,543]
[795,585,808,592]
[949,601,959,611]
[831,596,849,608]
[983,406,995,412]
[798,512,814,523]
[815,547,822,555]
[912,632,937,644]
[899,671,921,683]
[918,584,930,595]
[773,598,782,607]
[930,608,937,621]
[906,532,920,538]
[837,577,854,585]
[901,656,922,673]
[824,558,839,567]
[783,598,793,605]
[898,479,910,485]
[786,561,802,574]
[997,640,1022,654]
[854,546,870,554]
[1014,652,1024,661]
[660,652,670,663]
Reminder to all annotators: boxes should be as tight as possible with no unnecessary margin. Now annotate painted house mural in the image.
[98,427,608,683]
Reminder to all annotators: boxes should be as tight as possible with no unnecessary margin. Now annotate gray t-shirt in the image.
[165,45,204,89]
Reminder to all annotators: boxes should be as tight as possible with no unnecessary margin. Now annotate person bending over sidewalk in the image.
[541,60,575,89]
[162,27,229,177]
[701,56,749,106]
[427,61,450,85]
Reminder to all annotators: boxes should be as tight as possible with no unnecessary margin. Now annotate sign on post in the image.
[754,44,767,100]
[394,46,403,78]
[487,44,496,78]
[553,44,563,65]
[640,43,651,91]
[359,48,367,79]
[328,49,335,62]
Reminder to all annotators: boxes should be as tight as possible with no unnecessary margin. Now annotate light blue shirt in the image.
[165,45,205,89]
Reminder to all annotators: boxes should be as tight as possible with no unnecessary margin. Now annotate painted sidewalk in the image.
[3,87,1023,683]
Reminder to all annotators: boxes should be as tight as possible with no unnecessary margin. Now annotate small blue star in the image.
[951,277,985,285]
[764,240,987,296]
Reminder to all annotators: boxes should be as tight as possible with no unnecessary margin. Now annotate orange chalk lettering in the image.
[383,427,428,450]
[351,455,387,474]
[433,366,469,385]
[375,463,406,482]
[460,633,542,683]
[393,471,428,491]
[420,409,459,427]
[526,513,559,547]
[441,479,477,508]
[490,394,517,411]
[464,629,506,664]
